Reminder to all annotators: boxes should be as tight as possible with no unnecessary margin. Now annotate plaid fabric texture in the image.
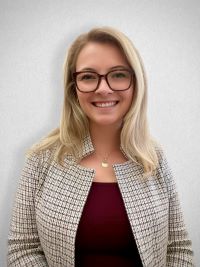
[7,136,194,266]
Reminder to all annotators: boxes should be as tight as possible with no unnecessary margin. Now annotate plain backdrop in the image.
[1,0,199,266]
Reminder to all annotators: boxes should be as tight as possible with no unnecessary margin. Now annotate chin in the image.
[89,117,123,128]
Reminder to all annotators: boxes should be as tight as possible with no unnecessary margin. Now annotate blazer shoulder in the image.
[153,144,177,197]
[23,143,57,180]
[26,141,57,164]
[154,145,171,174]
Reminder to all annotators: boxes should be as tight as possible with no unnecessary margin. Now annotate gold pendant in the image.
[101,160,109,168]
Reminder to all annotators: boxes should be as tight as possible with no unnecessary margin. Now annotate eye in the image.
[111,70,129,79]
[77,72,97,81]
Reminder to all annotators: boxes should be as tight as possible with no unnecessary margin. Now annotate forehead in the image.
[76,42,129,71]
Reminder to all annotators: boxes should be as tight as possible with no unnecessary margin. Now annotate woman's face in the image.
[75,42,134,128]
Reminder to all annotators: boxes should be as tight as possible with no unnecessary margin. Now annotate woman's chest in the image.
[34,162,169,265]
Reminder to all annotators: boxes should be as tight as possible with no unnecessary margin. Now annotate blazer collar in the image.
[80,134,95,158]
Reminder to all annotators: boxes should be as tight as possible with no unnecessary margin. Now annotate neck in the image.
[89,122,122,155]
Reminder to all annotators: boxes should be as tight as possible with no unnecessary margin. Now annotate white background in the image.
[1,0,199,265]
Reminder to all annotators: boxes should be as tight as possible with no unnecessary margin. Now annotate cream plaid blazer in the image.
[7,136,194,266]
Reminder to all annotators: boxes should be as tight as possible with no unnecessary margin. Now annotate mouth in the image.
[92,101,119,108]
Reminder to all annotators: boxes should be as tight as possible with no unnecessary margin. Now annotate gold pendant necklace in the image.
[95,149,117,168]
[101,158,109,168]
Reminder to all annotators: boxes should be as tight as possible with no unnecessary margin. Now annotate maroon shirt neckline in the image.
[92,181,118,184]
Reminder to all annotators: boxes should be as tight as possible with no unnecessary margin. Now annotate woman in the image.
[7,27,194,266]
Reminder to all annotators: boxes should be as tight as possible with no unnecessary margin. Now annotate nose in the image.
[95,77,113,95]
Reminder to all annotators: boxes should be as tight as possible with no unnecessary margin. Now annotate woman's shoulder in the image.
[150,138,167,166]
[152,143,176,190]
[25,139,58,170]
[25,128,60,161]
[154,144,170,172]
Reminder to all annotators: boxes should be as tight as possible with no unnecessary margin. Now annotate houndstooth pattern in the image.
[7,135,194,266]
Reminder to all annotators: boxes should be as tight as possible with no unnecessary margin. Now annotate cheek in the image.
[123,90,134,110]
[77,92,90,112]
[76,91,83,104]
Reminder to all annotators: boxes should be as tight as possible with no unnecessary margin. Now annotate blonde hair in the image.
[28,26,159,175]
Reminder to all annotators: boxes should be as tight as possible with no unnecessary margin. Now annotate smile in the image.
[92,101,118,108]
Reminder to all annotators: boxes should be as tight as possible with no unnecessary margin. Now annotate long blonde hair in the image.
[28,26,159,174]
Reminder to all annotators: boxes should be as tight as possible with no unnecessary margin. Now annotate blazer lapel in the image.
[113,161,168,267]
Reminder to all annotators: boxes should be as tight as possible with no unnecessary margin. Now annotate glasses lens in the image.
[76,72,98,92]
[107,70,132,90]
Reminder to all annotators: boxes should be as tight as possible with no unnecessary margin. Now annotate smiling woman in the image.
[7,27,194,267]
[75,42,134,128]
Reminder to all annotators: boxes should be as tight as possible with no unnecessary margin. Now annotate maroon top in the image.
[75,182,143,267]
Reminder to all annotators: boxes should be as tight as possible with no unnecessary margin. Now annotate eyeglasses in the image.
[73,69,134,93]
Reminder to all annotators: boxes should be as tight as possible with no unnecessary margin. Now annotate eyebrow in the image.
[78,65,129,72]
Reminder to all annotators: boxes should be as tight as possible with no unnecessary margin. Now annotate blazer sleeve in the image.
[7,152,48,267]
[158,149,195,266]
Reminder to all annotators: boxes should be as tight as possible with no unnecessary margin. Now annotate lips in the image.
[92,101,118,108]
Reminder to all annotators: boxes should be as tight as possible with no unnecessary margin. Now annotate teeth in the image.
[94,101,117,107]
